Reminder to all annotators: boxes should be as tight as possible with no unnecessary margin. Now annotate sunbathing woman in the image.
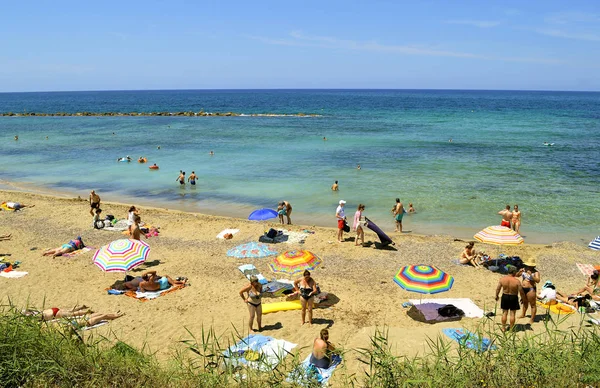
[294,270,318,325]
[42,236,85,258]
[239,275,263,332]
[3,202,34,210]
[310,329,336,369]
[23,306,124,326]
[138,271,186,292]
[573,271,600,300]
[459,242,481,268]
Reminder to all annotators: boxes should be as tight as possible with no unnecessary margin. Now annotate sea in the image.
[1,89,599,244]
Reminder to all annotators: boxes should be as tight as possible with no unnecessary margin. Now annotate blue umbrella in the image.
[590,237,600,251]
[248,208,278,221]
[227,242,278,258]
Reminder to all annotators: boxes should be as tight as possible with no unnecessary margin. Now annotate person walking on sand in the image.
[240,276,263,332]
[495,266,526,331]
[336,200,346,242]
[353,204,365,246]
[393,198,404,233]
[294,270,318,325]
[175,171,185,185]
[512,204,521,233]
[331,180,339,191]
[188,171,198,186]
[518,259,540,325]
[283,200,292,224]
[498,205,512,228]
[89,190,101,216]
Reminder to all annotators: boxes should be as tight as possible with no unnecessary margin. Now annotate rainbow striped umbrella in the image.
[269,250,322,276]
[394,265,454,294]
[474,225,524,246]
[93,239,150,272]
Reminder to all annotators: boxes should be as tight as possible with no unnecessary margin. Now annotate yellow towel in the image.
[537,300,575,315]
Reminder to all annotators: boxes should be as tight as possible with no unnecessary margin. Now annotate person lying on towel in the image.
[310,329,336,369]
[22,305,124,327]
[42,236,85,258]
[138,270,187,292]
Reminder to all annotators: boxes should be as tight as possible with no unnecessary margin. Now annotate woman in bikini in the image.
[573,270,600,300]
[239,276,263,332]
[519,260,540,324]
[512,205,521,234]
[294,270,318,325]
[42,236,84,258]
[23,306,124,327]
[459,242,481,268]
[310,329,336,369]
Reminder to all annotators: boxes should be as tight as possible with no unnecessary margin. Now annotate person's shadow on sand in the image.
[260,322,283,331]
[132,259,161,271]
[311,318,334,328]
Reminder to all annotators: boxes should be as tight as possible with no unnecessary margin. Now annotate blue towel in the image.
[107,289,125,295]
[287,354,342,386]
[442,328,496,352]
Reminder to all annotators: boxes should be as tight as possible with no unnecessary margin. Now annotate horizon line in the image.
[1,87,599,94]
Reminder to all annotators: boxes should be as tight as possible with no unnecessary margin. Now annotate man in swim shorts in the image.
[188,171,198,185]
[498,205,512,228]
[336,200,346,242]
[393,198,404,233]
[495,266,526,331]
[89,190,101,216]
[175,171,185,185]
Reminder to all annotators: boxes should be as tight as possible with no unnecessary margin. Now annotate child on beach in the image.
[277,202,286,225]
[93,208,104,229]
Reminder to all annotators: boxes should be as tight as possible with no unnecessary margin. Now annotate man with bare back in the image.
[498,204,512,228]
[495,266,526,331]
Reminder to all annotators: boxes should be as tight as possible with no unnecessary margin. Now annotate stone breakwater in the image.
[0,111,321,117]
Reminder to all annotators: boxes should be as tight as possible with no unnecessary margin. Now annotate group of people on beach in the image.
[498,204,522,233]
[277,201,292,225]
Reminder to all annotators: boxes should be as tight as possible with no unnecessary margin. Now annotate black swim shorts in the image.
[90,202,100,209]
[501,294,520,311]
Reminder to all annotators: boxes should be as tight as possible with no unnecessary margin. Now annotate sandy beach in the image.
[0,189,597,384]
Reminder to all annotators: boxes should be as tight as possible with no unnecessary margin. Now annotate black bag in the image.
[343,221,350,233]
[94,220,105,229]
[105,214,115,221]
[266,228,278,239]
[438,304,465,318]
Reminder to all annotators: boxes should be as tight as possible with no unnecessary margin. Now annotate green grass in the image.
[2,303,600,387]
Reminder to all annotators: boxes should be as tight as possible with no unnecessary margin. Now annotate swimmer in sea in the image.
[188,171,198,185]
[175,171,185,185]
[157,146,161,149]
[209,151,214,156]
[14,135,18,141]
[323,136,327,141]
[357,164,361,170]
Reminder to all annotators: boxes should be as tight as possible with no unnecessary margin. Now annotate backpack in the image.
[266,228,278,239]
[438,304,465,318]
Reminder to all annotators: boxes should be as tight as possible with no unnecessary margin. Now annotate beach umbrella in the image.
[474,226,524,246]
[393,264,454,295]
[269,250,322,276]
[589,237,600,251]
[93,239,150,273]
[248,208,278,221]
[227,242,278,258]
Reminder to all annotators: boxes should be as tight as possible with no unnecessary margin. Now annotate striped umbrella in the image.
[394,265,454,294]
[227,242,278,258]
[269,250,322,276]
[474,226,524,245]
[589,237,600,251]
[93,239,150,272]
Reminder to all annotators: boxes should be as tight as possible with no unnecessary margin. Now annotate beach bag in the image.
[105,214,115,221]
[438,304,465,318]
[94,220,105,229]
[223,233,233,240]
[343,221,350,233]
[266,228,278,239]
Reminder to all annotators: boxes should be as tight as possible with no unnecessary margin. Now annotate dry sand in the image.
[0,189,597,383]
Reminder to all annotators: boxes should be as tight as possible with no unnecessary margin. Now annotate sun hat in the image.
[542,280,553,289]
[522,258,537,267]
[339,200,346,205]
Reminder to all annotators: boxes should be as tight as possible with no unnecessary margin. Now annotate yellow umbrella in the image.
[474,225,524,246]
[268,250,322,276]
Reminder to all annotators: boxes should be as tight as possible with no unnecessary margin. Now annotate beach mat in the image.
[576,263,596,277]
[364,217,394,246]
[0,270,28,278]
[259,230,309,244]
[537,300,575,315]
[124,284,186,302]
[223,334,297,371]
[79,321,109,331]
[407,303,463,324]
[238,264,268,285]
[287,353,342,386]
[409,298,485,318]
[442,328,496,352]
[217,229,240,239]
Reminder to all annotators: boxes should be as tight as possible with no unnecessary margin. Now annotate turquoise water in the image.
[1,90,599,243]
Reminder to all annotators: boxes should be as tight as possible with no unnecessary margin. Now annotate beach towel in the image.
[262,279,294,297]
[79,321,109,331]
[287,354,342,386]
[103,220,129,232]
[217,229,240,239]
[223,334,297,371]
[259,229,309,244]
[442,328,496,352]
[0,202,16,212]
[0,270,28,278]
[409,298,485,318]
[124,284,185,301]
[62,246,94,257]
[576,263,596,277]
[407,303,463,323]
[238,264,268,285]
[537,300,576,315]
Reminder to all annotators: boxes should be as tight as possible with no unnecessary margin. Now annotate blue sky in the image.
[1,1,599,92]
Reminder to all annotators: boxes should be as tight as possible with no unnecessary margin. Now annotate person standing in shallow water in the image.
[498,205,512,228]
[331,180,339,191]
[188,171,198,186]
[512,204,521,233]
[282,201,292,224]
[175,171,185,185]
[393,198,404,233]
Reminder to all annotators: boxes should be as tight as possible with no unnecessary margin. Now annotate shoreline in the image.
[0,180,591,246]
